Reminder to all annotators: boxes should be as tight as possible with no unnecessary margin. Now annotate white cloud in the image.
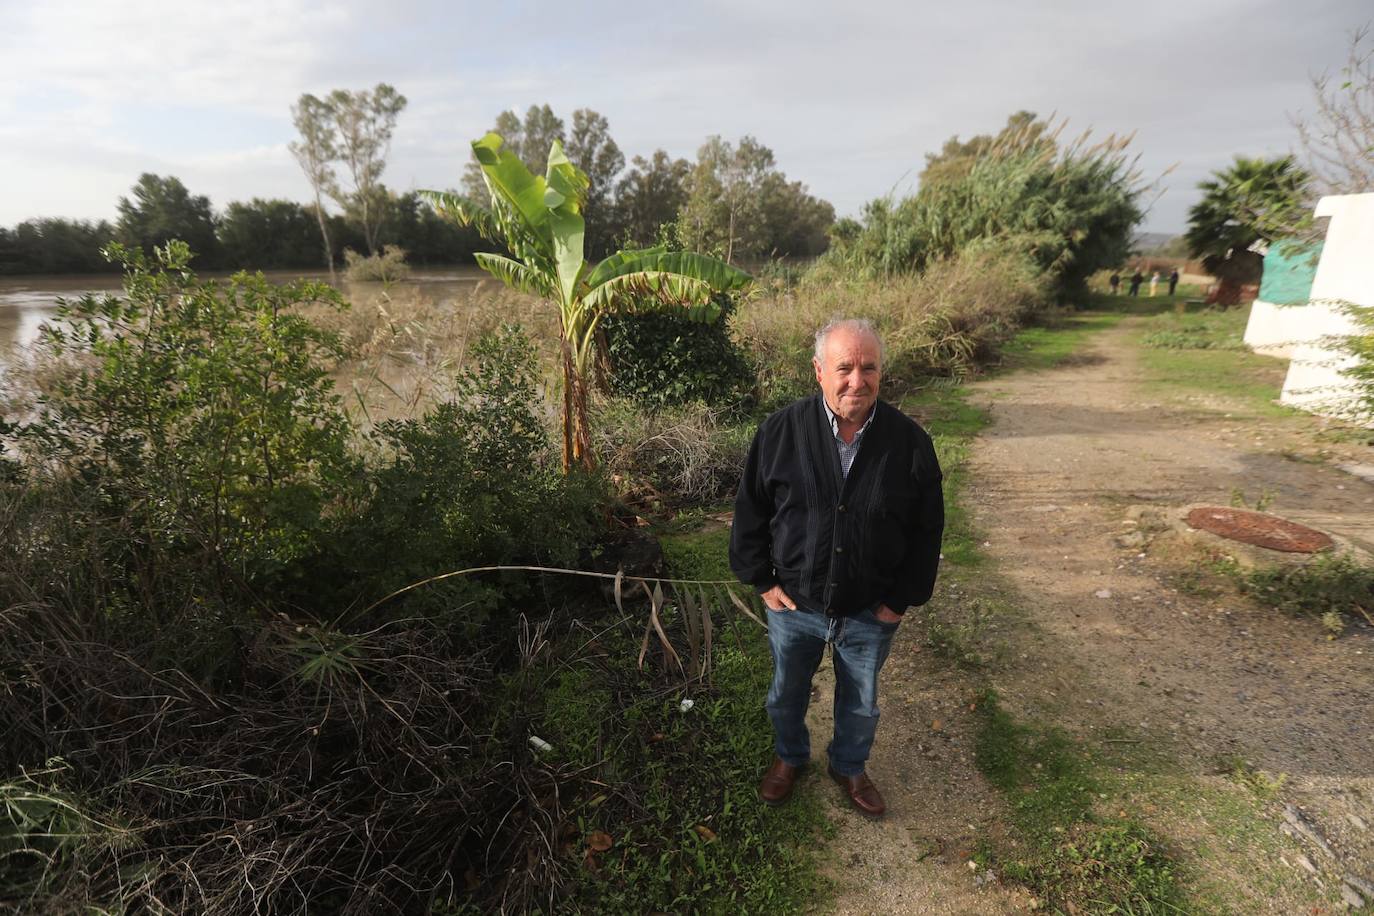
[1,0,1369,231]
[0,0,349,114]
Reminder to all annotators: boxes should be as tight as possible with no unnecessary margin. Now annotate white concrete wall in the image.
[1244,298,1306,357]
[1279,194,1374,420]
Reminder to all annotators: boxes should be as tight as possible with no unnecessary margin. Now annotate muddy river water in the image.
[0,267,491,374]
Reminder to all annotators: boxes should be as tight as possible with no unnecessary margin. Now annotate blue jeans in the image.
[765,604,898,777]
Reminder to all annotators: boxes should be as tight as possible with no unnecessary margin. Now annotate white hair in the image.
[814,318,884,366]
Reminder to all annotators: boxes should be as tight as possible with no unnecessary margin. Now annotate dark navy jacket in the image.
[729,394,944,617]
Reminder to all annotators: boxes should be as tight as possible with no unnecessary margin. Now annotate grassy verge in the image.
[997,309,1128,371]
[1134,303,1294,420]
[556,526,832,913]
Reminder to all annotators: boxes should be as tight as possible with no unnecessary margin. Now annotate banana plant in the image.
[424,132,752,472]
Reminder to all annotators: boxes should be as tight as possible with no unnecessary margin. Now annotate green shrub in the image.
[601,296,754,410]
[343,244,411,282]
[823,118,1144,299]
[5,242,356,632]
[310,325,605,623]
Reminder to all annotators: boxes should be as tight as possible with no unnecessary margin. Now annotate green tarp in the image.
[1258,239,1323,305]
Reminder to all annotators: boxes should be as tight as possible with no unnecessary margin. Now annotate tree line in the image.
[0,96,835,277]
[0,176,486,276]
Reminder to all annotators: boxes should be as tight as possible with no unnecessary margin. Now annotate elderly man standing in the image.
[729,319,944,817]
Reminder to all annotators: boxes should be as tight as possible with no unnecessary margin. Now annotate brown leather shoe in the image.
[827,764,886,818]
[758,757,804,806]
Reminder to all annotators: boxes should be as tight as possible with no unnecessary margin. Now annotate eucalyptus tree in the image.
[615,150,691,247]
[325,83,408,255]
[425,133,751,472]
[566,108,625,259]
[290,93,339,280]
[676,136,832,263]
[678,136,774,264]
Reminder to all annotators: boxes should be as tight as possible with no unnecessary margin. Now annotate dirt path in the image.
[966,318,1373,768]
[817,316,1374,913]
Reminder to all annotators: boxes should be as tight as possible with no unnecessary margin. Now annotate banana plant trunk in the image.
[559,332,596,474]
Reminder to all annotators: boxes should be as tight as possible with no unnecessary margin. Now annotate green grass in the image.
[906,380,991,570]
[973,691,1185,913]
[999,310,1128,371]
[1135,305,1294,419]
[558,527,833,914]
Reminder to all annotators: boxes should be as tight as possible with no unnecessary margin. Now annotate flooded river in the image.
[0,267,492,374]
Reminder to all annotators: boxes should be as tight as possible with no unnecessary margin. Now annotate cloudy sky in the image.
[0,0,1367,234]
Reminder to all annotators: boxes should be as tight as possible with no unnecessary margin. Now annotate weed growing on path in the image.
[1240,553,1374,631]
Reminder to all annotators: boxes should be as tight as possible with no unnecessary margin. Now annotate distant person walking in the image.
[1109,272,1121,295]
[1149,271,1160,297]
[1168,268,1180,296]
[1129,270,1143,296]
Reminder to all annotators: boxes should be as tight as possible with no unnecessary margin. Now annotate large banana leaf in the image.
[586,248,752,295]
[579,271,720,321]
[583,246,666,288]
[470,133,556,253]
[544,142,588,307]
[420,190,499,242]
[543,141,589,214]
[424,189,553,276]
[473,253,556,298]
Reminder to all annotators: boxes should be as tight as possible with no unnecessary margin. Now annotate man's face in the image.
[813,328,881,424]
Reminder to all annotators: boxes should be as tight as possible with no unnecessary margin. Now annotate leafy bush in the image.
[592,397,753,505]
[313,325,604,622]
[1333,302,1374,425]
[343,244,411,282]
[0,242,830,914]
[601,296,754,410]
[5,242,356,632]
[825,118,1144,299]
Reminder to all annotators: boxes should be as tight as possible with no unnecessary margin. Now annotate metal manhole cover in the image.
[1185,506,1334,553]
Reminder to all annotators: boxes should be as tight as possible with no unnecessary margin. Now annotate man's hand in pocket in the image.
[762,585,796,612]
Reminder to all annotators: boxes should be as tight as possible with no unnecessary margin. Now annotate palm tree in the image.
[424,133,752,473]
[1185,155,1312,286]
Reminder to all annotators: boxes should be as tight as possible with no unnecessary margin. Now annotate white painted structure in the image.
[1244,297,1310,357]
[1241,193,1374,421]
[1279,194,1374,419]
